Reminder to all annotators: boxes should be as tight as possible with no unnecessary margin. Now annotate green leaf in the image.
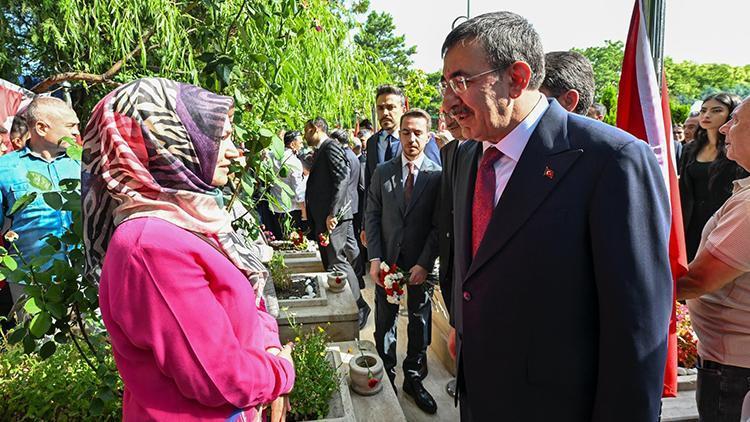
[47,302,66,319]
[58,178,80,192]
[24,297,42,315]
[84,286,98,302]
[2,255,18,271]
[39,340,57,359]
[29,311,52,338]
[271,134,284,160]
[23,334,36,354]
[27,171,53,191]
[54,332,68,343]
[6,269,26,283]
[259,128,274,140]
[43,192,63,210]
[8,192,37,216]
[7,327,26,344]
[90,398,105,416]
[66,143,83,161]
[47,284,63,302]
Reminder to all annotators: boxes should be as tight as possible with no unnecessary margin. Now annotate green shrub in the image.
[288,326,339,421]
[269,252,293,292]
[0,338,122,421]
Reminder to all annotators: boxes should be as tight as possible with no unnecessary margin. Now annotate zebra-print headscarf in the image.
[82,78,267,296]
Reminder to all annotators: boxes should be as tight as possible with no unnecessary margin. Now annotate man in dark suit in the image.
[366,109,441,414]
[440,12,672,421]
[304,118,369,326]
[330,129,369,326]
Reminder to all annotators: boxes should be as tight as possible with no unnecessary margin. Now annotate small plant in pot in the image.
[326,271,347,293]
[348,340,384,396]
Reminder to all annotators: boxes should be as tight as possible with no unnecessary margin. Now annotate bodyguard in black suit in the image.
[304,118,365,318]
[366,109,441,414]
[441,13,672,421]
[364,85,406,202]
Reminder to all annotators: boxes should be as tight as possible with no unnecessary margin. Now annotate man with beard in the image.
[441,11,672,421]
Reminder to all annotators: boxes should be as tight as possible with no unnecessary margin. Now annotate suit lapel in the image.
[454,142,481,284]
[384,156,406,215]
[405,158,436,216]
[465,103,583,281]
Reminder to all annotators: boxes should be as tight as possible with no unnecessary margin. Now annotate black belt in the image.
[701,359,750,375]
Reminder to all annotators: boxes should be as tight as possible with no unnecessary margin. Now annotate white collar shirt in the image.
[401,153,426,186]
[482,94,549,205]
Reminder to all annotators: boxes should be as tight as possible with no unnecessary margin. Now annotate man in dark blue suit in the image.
[440,12,673,422]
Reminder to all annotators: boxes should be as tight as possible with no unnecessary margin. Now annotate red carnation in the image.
[368,377,379,388]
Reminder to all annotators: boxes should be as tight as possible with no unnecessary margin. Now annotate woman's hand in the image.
[266,343,294,422]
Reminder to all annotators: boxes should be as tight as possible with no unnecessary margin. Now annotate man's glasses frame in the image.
[439,67,504,96]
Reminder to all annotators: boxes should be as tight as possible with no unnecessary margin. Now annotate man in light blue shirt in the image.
[0,97,81,302]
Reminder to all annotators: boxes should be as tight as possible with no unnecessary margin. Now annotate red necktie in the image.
[472,148,503,257]
[404,162,415,204]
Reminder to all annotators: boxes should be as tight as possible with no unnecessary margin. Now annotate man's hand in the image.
[448,328,456,361]
[326,215,338,232]
[408,264,428,285]
[370,259,383,288]
[360,229,367,247]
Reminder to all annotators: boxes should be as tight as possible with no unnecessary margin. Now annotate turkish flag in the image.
[616,0,688,398]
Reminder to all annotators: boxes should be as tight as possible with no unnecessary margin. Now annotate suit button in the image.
[463,291,471,302]
[446,232,451,238]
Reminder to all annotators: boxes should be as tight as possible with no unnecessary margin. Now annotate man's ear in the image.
[34,121,48,138]
[507,61,533,99]
[560,90,580,113]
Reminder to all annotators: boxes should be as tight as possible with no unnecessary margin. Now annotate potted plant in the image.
[326,271,347,293]
[288,325,342,421]
[348,340,383,396]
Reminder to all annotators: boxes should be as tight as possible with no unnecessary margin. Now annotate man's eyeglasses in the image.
[438,68,503,96]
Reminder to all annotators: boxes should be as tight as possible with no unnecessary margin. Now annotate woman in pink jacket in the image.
[82,78,295,421]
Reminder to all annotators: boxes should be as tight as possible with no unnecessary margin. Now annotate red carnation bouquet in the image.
[676,302,698,368]
[379,261,409,304]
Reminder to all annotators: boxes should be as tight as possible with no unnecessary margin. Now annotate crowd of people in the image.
[1,9,749,422]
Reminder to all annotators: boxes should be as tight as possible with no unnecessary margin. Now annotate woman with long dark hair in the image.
[679,92,746,261]
[82,78,295,421]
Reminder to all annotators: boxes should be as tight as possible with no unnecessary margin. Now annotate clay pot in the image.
[349,352,384,396]
[327,271,347,292]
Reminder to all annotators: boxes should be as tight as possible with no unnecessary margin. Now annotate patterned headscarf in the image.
[82,78,267,296]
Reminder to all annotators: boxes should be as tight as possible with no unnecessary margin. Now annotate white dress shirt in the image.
[401,153,426,186]
[482,94,549,205]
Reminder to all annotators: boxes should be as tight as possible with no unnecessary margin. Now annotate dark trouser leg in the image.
[459,394,473,422]
[696,360,750,422]
[403,283,432,378]
[341,219,365,291]
[352,212,367,289]
[374,284,399,383]
[289,210,303,231]
[324,220,360,301]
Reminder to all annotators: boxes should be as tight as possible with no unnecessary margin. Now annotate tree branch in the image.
[31,28,156,93]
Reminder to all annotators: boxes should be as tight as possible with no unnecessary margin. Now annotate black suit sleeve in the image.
[364,166,384,261]
[325,143,351,218]
[588,141,672,421]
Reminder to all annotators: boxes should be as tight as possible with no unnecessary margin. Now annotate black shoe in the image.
[358,302,371,330]
[403,376,437,414]
[419,361,428,380]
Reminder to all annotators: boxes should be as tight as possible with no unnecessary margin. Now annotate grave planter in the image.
[348,351,384,396]
[326,271,347,293]
[276,272,359,343]
[277,274,328,308]
[296,350,356,422]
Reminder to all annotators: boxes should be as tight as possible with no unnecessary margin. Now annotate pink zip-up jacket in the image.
[99,217,295,421]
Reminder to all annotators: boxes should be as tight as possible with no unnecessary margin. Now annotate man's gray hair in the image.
[441,11,546,90]
[24,96,69,127]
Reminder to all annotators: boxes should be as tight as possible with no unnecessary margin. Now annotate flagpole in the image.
[642,0,666,91]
